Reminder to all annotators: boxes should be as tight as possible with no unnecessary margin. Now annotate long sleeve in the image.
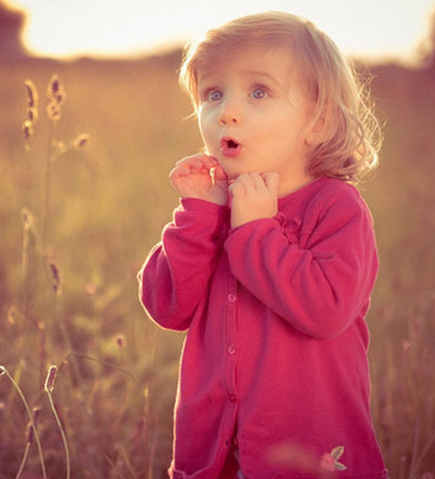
[145,178,386,478]
[224,183,378,340]
[138,198,228,331]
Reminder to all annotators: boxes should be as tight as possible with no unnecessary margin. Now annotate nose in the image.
[218,99,241,125]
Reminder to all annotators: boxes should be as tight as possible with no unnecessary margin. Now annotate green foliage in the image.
[0,53,434,478]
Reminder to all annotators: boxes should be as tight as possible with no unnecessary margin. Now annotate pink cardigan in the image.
[138,177,387,479]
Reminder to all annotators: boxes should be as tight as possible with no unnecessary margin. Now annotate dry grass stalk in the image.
[0,366,48,479]
[44,365,58,393]
[21,208,36,272]
[15,407,42,479]
[21,208,38,318]
[44,365,71,479]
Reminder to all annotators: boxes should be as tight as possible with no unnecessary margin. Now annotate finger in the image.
[205,155,219,165]
[229,180,245,198]
[188,158,209,172]
[262,172,279,194]
[249,172,267,191]
[193,155,219,171]
[235,172,264,193]
[169,165,190,180]
[212,163,228,183]
[234,173,253,189]
[175,154,216,171]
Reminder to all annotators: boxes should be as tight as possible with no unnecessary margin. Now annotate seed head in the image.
[44,365,58,393]
[47,102,61,121]
[47,74,66,105]
[21,208,36,232]
[48,260,62,295]
[7,306,18,325]
[23,80,39,134]
[73,133,90,150]
[22,120,33,140]
[24,79,39,109]
[28,107,39,122]
[46,75,66,121]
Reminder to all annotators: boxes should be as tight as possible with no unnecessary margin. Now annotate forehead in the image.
[197,46,297,84]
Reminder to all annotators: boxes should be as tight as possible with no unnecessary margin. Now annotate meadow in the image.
[0,49,434,478]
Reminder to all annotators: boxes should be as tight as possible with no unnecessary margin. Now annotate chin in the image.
[219,161,243,177]
[218,163,236,179]
[224,172,242,183]
[224,167,260,181]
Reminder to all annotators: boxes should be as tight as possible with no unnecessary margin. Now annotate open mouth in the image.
[220,137,242,157]
[226,139,239,149]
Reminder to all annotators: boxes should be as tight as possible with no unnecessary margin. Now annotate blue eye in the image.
[251,87,268,99]
[208,89,223,102]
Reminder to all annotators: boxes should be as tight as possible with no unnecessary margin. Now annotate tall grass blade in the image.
[44,365,71,479]
[0,366,48,479]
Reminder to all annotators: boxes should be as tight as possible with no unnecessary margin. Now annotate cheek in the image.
[198,115,217,147]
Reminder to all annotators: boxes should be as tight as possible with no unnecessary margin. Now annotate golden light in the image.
[4,0,435,61]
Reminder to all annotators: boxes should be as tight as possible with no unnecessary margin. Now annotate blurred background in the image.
[0,1,435,478]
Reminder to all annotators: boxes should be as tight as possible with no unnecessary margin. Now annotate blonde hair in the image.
[179,11,381,183]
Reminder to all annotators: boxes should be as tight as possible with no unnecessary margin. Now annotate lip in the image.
[220,137,243,158]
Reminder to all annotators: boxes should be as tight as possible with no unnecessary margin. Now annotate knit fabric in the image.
[138,177,387,479]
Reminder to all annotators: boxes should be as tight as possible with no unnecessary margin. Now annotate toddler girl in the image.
[138,11,387,479]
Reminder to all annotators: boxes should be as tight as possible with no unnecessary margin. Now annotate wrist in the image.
[179,194,226,206]
[181,197,228,213]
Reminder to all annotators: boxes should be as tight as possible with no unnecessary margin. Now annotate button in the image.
[229,394,237,403]
[227,344,236,355]
[227,293,237,303]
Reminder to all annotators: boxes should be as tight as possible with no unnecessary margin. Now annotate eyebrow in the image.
[198,69,282,88]
[241,70,280,86]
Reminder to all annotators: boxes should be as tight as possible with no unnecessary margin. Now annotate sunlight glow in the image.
[6,0,435,60]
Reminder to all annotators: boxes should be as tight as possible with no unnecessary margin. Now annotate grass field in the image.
[0,50,434,478]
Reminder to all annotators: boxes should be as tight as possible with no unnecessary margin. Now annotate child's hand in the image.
[169,154,228,205]
[229,172,279,228]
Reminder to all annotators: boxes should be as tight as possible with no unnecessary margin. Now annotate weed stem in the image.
[0,366,47,479]
[45,366,71,479]
[14,442,30,479]
[42,120,58,249]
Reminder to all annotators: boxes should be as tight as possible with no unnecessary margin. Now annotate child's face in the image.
[197,46,316,194]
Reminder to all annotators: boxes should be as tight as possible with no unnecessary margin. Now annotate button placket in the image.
[225,276,239,409]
